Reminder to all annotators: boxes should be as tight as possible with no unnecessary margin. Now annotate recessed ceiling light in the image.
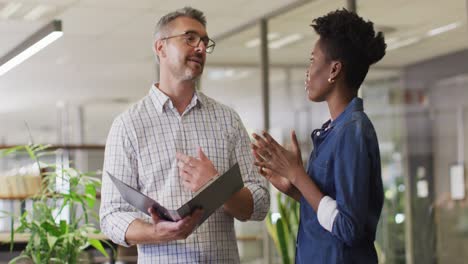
[269,34,303,49]
[426,22,461,37]
[245,33,280,48]
[386,37,421,51]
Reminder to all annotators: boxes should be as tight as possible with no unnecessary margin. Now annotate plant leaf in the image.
[41,221,61,237]
[0,146,24,158]
[60,220,68,234]
[265,212,279,251]
[8,254,32,264]
[85,183,97,208]
[88,238,109,257]
[47,233,58,249]
[276,218,290,264]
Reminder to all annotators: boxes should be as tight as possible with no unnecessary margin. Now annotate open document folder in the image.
[106,163,243,225]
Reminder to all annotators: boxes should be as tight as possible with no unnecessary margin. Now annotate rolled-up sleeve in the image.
[231,114,270,221]
[99,117,141,247]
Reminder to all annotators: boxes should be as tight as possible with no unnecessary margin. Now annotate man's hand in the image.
[148,207,203,243]
[176,147,218,192]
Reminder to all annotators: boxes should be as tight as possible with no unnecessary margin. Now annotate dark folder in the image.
[106,163,243,225]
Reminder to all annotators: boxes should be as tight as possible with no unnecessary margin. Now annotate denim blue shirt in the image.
[296,98,383,264]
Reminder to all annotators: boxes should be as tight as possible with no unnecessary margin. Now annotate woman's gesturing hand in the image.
[251,130,305,189]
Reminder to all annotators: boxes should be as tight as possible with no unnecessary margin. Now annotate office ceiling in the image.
[0,0,304,113]
[209,0,468,75]
[0,0,467,144]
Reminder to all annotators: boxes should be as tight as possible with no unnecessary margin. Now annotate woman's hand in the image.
[251,130,305,191]
[252,143,293,194]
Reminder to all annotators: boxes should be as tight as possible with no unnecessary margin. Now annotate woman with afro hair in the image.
[252,9,386,263]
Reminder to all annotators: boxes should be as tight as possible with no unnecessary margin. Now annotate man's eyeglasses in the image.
[160,31,216,54]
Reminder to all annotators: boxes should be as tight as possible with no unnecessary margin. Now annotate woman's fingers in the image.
[254,161,271,169]
[252,144,265,162]
[252,133,274,152]
[257,165,274,179]
[252,141,274,162]
[291,130,302,158]
[258,166,266,176]
[259,148,273,161]
[262,131,282,148]
[259,131,285,158]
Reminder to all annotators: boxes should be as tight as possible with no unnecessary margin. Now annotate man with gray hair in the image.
[99,6,270,263]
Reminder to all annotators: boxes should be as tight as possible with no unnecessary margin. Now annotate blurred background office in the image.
[0,0,467,263]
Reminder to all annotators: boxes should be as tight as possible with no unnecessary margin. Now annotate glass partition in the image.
[203,25,263,133]
[202,25,266,263]
[360,0,468,263]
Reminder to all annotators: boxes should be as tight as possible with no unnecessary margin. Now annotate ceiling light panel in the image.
[245,32,280,48]
[269,34,304,49]
[0,20,62,76]
[426,22,462,37]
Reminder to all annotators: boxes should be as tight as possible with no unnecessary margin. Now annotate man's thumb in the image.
[148,207,160,223]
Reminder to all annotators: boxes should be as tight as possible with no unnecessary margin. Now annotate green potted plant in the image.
[0,144,112,264]
[266,192,300,264]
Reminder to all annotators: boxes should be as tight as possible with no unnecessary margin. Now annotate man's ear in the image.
[329,60,342,80]
[155,39,166,59]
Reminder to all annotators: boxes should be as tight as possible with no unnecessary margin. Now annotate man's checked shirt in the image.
[100,85,270,263]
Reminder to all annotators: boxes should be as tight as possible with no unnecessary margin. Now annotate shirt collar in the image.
[328,97,364,128]
[149,83,205,114]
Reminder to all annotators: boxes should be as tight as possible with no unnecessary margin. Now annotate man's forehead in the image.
[169,16,207,36]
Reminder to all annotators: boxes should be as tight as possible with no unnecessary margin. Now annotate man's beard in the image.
[180,65,203,82]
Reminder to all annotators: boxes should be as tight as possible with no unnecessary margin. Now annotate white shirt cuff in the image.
[317,195,339,232]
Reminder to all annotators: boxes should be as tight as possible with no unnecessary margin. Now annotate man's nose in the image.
[195,41,207,53]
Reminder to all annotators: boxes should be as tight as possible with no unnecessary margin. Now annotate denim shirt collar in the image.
[329,97,363,129]
[311,97,363,143]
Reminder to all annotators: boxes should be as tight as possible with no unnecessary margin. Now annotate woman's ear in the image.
[329,60,342,81]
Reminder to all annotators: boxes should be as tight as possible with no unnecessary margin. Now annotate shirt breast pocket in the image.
[310,158,329,191]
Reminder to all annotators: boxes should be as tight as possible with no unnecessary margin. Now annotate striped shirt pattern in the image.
[100,86,269,263]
